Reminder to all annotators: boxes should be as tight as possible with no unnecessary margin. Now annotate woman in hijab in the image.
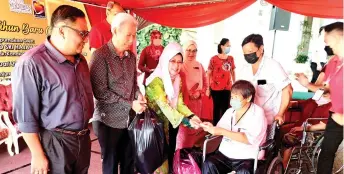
[145,42,202,173]
[176,40,209,150]
[139,30,164,84]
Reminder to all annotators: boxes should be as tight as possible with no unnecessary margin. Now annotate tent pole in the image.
[271,29,277,58]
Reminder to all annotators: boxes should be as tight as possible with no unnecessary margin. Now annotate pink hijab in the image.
[182,40,204,92]
[146,42,183,108]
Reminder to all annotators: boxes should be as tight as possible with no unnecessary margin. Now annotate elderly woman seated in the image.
[200,80,267,174]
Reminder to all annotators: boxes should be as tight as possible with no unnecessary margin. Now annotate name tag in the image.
[312,89,324,101]
[258,79,267,85]
[223,137,232,142]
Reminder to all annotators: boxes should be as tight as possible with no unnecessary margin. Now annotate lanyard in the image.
[231,103,251,131]
[325,61,343,85]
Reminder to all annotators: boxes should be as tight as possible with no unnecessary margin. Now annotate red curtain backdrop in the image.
[82,0,343,28]
[266,0,343,19]
[80,0,222,9]
[83,0,255,28]
[133,0,255,28]
[84,5,107,26]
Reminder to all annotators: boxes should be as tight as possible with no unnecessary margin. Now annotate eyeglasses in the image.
[61,25,89,39]
[186,49,198,53]
[169,60,183,64]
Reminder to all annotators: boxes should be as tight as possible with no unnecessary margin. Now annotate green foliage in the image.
[300,21,313,37]
[295,17,313,64]
[294,54,309,63]
[136,24,182,57]
[297,18,313,56]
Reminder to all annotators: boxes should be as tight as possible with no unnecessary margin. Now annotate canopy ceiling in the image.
[77,0,343,28]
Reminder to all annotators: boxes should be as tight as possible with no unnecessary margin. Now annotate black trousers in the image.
[202,151,254,174]
[168,122,178,172]
[94,121,134,174]
[92,120,99,137]
[39,129,91,174]
[317,115,343,174]
[211,90,231,125]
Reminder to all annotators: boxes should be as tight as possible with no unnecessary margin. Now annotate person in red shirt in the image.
[207,38,236,125]
[89,1,125,54]
[138,30,164,84]
[295,22,343,174]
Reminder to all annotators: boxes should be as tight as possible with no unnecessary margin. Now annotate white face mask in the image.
[153,39,162,46]
[315,96,331,106]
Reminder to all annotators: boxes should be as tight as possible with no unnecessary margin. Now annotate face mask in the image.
[224,47,230,54]
[153,39,161,46]
[324,46,334,56]
[230,98,243,110]
[315,96,331,106]
[244,52,259,64]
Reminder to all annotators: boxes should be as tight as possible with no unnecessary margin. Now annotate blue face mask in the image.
[224,47,230,54]
[230,98,243,110]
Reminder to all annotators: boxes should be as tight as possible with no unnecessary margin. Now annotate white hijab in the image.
[146,42,183,108]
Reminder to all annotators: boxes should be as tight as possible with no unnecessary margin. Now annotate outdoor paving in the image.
[0,126,102,174]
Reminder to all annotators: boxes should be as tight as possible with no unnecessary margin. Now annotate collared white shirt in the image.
[236,56,291,124]
[217,104,267,160]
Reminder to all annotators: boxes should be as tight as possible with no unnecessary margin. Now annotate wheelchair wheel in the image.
[267,156,284,174]
[285,168,301,174]
[311,136,324,170]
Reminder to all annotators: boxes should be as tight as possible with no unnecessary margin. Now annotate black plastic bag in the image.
[128,109,168,174]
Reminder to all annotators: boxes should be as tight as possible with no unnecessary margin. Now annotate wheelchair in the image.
[284,118,343,174]
[284,118,326,174]
[202,121,283,174]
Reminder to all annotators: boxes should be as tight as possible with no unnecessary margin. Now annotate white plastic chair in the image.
[0,111,14,156]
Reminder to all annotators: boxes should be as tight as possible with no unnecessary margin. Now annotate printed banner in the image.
[0,0,93,82]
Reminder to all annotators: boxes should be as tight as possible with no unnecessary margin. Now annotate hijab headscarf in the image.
[182,40,204,91]
[146,42,183,108]
[147,30,164,61]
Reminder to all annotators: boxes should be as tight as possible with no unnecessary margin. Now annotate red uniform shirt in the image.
[208,55,235,90]
[138,45,164,83]
[324,56,343,114]
[89,20,112,50]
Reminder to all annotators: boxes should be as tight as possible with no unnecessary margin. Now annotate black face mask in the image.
[244,52,259,64]
[324,46,334,56]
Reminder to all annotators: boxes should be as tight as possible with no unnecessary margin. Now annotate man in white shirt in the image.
[201,80,267,174]
[236,34,293,125]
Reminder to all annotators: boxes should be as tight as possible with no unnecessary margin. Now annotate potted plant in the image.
[292,53,313,91]
[294,54,309,63]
